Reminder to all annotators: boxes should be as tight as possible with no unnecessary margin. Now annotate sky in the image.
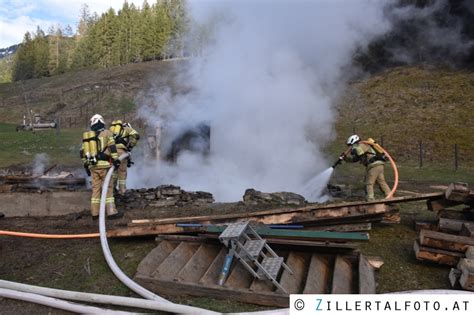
[0,0,144,48]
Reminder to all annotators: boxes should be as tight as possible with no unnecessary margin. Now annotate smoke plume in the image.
[131,0,392,201]
[32,153,49,177]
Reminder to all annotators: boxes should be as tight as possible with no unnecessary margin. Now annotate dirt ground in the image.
[0,179,464,314]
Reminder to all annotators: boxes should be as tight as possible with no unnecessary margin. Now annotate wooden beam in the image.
[414,220,438,232]
[427,198,462,212]
[358,255,376,294]
[460,223,474,238]
[331,256,353,294]
[457,259,474,291]
[151,242,200,280]
[135,276,289,307]
[445,182,470,203]
[438,218,471,233]
[279,252,309,294]
[419,229,474,253]
[465,247,474,259]
[413,240,463,266]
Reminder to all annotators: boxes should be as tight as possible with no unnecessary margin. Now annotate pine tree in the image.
[33,27,50,78]
[12,32,35,81]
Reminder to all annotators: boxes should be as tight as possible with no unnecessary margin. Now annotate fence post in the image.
[454,144,459,171]
[419,140,423,168]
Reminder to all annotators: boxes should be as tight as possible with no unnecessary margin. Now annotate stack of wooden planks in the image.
[414,183,474,288]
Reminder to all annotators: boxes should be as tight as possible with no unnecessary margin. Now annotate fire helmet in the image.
[90,114,105,127]
[346,134,360,146]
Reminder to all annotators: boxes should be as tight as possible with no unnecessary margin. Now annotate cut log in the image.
[445,182,470,203]
[457,259,474,291]
[465,247,474,259]
[438,218,471,233]
[358,255,376,294]
[449,268,461,288]
[419,229,474,253]
[460,223,474,238]
[413,240,463,266]
[331,256,353,294]
[302,255,329,294]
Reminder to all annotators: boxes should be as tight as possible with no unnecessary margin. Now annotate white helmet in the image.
[90,114,105,127]
[346,134,360,145]
[124,122,132,129]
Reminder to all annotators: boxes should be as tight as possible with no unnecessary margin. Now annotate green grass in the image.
[0,122,83,168]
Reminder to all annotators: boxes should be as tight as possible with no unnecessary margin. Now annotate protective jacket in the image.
[344,143,384,169]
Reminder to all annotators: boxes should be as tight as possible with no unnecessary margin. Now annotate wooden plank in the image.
[419,229,474,253]
[439,218,471,233]
[460,223,474,238]
[224,260,255,289]
[413,240,463,266]
[279,252,310,294]
[358,255,376,294]
[205,226,369,242]
[445,182,470,203]
[303,255,329,294]
[437,209,469,220]
[136,240,177,277]
[199,247,227,286]
[427,198,462,212]
[135,276,289,307]
[151,242,200,281]
[175,243,221,283]
[331,256,353,294]
[294,223,371,232]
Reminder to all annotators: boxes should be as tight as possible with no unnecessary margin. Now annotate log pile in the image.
[413,182,474,291]
[116,185,214,209]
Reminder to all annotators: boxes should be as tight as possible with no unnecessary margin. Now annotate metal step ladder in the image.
[218,221,293,293]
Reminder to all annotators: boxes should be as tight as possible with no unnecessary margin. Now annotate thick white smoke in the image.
[131,0,392,201]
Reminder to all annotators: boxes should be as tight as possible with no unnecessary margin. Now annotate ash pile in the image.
[116,185,214,209]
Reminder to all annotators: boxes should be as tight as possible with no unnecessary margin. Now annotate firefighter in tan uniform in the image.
[110,120,140,195]
[81,114,122,219]
[343,135,391,201]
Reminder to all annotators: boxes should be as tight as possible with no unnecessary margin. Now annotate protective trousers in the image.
[365,164,391,201]
[91,168,118,216]
[113,148,128,194]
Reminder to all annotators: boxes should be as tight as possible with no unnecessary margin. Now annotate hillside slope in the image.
[0,61,473,168]
[336,67,474,166]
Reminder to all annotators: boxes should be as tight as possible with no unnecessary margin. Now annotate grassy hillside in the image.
[0,59,185,127]
[335,66,474,167]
